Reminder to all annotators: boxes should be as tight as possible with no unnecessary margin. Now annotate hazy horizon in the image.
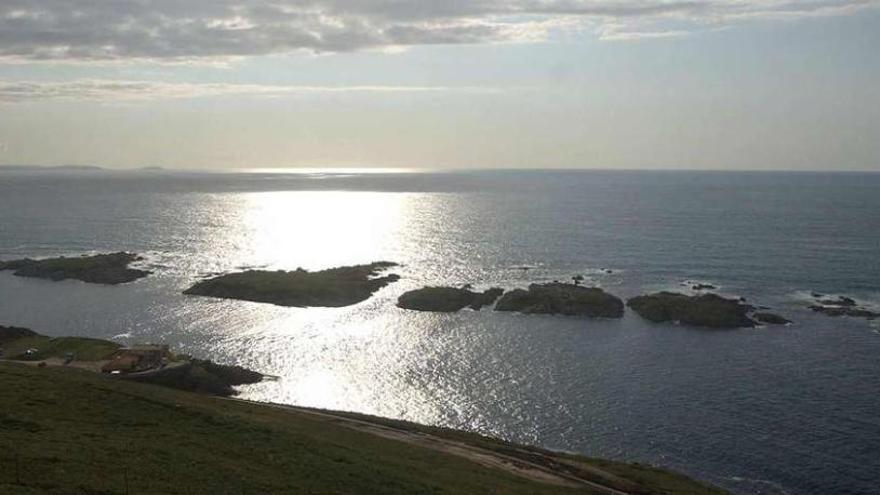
[1,1,879,171]
[4,164,880,174]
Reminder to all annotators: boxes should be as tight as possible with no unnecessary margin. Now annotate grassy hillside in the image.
[1,335,120,362]
[0,363,727,494]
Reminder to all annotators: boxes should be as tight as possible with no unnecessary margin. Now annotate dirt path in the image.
[6,358,108,372]
[227,399,632,494]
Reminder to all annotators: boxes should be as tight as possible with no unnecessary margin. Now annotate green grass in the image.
[1,336,120,361]
[0,363,727,494]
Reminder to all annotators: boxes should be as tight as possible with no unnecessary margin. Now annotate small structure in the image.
[101,345,168,374]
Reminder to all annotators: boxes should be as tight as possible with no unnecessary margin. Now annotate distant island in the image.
[0,164,105,172]
[184,262,400,307]
[0,164,168,173]
[0,252,150,285]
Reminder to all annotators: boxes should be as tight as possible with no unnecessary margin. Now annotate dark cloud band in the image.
[0,1,875,61]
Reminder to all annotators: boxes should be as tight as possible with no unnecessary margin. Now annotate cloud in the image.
[0,1,876,61]
[0,79,502,102]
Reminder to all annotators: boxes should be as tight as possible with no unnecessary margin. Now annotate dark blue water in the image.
[1,169,878,494]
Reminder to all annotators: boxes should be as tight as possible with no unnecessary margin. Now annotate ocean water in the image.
[1,169,878,494]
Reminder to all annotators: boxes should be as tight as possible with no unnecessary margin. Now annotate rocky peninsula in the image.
[397,286,504,312]
[495,283,625,318]
[0,325,263,397]
[0,252,150,284]
[184,261,400,308]
[0,360,730,494]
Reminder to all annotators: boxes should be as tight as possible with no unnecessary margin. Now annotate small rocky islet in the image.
[807,294,878,320]
[183,261,400,308]
[495,283,625,318]
[0,252,150,285]
[626,292,791,329]
[397,286,504,312]
[397,282,625,318]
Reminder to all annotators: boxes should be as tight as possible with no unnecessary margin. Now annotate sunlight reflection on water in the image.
[236,191,414,269]
[200,190,455,424]
[3,172,880,495]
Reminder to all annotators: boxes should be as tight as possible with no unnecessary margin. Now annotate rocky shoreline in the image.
[0,325,264,397]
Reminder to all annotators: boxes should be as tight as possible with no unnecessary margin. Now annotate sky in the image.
[0,1,878,171]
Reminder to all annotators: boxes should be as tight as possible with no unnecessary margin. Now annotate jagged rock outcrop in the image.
[495,283,624,318]
[627,292,757,328]
[397,286,504,312]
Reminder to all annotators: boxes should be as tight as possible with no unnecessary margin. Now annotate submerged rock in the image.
[809,305,879,319]
[627,292,756,328]
[183,262,400,308]
[0,252,150,285]
[692,284,717,291]
[816,296,857,307]
[808,295,878,320]
[397,286,504,312]
[495,283,624,318]
[753,312,792,325]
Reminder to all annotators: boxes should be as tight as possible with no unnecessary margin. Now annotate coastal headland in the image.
[0,359,728,494]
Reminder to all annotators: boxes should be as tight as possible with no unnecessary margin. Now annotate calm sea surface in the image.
[1,169,878,494]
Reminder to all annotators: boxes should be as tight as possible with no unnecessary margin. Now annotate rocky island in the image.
[397,286,504,312]
[184,261,400,307]
[495,283,625,318]
[627,292,791,328]
[0,252,150,284]
[627,292,769,328]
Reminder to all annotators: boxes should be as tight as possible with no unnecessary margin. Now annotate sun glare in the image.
[239,191,414,270]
